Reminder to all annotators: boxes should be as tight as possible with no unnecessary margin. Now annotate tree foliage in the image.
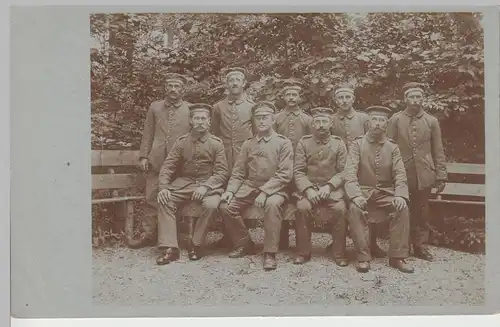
[90,12,484,163]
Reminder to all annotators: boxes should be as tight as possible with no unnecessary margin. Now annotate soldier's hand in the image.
[392,196,407,211]
[317,185,332,200]
[254,192,268,208]
[157,189,171,206]
[352,196,367,210]
[305,188,320,205]
[192,186,208,201]
[434,181,446,194]
[221,191,234,204]
[138,158,149,172]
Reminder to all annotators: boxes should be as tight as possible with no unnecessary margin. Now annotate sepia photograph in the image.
[90,12,486,307]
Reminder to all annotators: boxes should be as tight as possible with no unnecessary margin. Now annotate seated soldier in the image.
[156,103,229,265]
[344,105,414,274]
[219,101,294,271]
[292,107,349,266]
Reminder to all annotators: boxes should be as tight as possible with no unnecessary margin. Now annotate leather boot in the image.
[293,253,311,265]
[263,252,277,270]
[188,244,202,261]
[228,241,255,258]
[414,246,434,261]
[355,261,370,273]
[156,247,180,265]
[389,258,414,273]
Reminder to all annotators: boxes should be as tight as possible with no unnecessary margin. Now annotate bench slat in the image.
[92,174,142,189]
[432,182,484,197]
[446,163,484,175]
[92,150,140,167]
[90,151,485,176]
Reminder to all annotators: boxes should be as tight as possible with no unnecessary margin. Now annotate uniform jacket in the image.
[330,109,370,149]
[386,109,447,190]
[211,95,255,170]
[344,134,409,202]
[139,99,192,172]
[226,130,294,199]
[158,132,229,194]
[294,134,348,201]
[273,108,313,149]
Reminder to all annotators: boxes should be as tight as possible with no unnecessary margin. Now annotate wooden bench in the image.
[92,150,485,248]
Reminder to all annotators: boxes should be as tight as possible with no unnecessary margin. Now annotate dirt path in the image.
[93,230,484,306]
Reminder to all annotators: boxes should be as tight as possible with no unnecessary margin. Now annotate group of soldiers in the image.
[132,67,448,273]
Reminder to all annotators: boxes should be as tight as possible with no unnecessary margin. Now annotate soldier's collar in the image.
[164,98,184,108]
[366,133,387,144]
[337,109,355,119]
[227,95,246,105]
[313,134,331,144]
[403,108,424,118]
[190,132,209,143]
[285,107,301,116]
[256,130,274,143]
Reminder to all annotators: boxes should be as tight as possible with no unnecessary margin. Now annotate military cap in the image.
[224,67,247,80]
[402,82,425,96]
[310,107,335,118]
[334,83,355,96]
[282,78,305,93]
[188,103,212,116]
[365,105,392,117]
[251,101,276,116]
[165,73,188,86]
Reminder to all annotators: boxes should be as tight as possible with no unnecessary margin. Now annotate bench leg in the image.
[279,220,290,249]
[124,200,135,247]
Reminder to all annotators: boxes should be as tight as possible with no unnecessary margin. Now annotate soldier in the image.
[133,73,192,248]
[155,103,229,265]
[273,78,313,149]
[344,105,414,274]
[211,67,255,249]
[387,82,447,261]
[292,107,348,266]
[219,101,294,271]
[327,83,386,258]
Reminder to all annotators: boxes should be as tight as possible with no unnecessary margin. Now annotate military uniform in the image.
[330,110,370,149]
[293,132,348,261]
[220,102,294,255]
[274,109,313,149]
[211,95,255,174]
[344,132,411,265]
[137,77,192,245]
[157,129,228,251]
[387,97,447,252]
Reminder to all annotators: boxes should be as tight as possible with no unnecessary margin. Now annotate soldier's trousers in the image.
[220,193,285,253]
[140,171,160,239]
[409,187,432,249]
[157,188,221,248]
[295,197,347,259]
[348,191,410,262]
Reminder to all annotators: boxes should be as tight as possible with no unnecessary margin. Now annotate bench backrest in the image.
[91,150,485,200]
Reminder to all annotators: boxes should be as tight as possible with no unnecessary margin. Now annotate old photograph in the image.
[90,12,485,307]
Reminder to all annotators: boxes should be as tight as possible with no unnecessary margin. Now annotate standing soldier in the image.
[273,78,313,149]
[211,67,255,249]
[292,107,348,266]
[219,101,294,271]
[327,83,385,258]
[133,73,192,249]
[156,103,229,264]
[344,105,414,274]
[387,82,447,261]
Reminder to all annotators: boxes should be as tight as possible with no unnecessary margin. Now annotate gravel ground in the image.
[93,229,485,306]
